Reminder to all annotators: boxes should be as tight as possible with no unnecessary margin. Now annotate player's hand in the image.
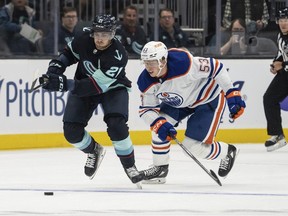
[150,117,177,141]
[47,59,66,75]
[40,73,67,92]
[225,88,246,119]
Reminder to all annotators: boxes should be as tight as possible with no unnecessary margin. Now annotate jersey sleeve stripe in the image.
[139,107,160,117]
[193,80,216,106]
[213,61,223,78]
[209,58,220,77]
[197,77,213,101]
[208,85,219,101]
[209,57,215,77]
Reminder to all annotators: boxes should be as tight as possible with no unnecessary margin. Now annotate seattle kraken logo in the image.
[156,92,183,107]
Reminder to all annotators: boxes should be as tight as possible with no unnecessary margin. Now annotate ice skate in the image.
[265,134,287,152]
[124,165,144,189]
[218,145,238,177]
[84,143,106,179]
[140,165,169,184]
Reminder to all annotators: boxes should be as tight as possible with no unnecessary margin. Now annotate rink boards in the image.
[1,58,288,149]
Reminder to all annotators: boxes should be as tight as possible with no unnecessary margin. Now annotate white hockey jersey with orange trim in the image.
[137,48,234,125]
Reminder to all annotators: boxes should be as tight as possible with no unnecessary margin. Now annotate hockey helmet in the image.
[277,7,288,20]
[141,41,168,62]
[92,14,117,32]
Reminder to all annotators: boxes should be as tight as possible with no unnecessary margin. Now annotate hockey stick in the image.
[173,137,222,186]
[29,72,49,93]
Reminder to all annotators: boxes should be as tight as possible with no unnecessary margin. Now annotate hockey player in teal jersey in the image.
[137,41,246,183]
[38,14,144,185]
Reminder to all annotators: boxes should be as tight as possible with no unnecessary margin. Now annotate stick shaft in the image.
[174,138,222,186]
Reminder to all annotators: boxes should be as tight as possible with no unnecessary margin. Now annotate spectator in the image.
[150,8,190,49]
[222,0,269,34]
[115,5,147,56]
[220,18,247,55]
[0,0,42,55]
[208,17,277,56]
[207,18,246,55]
[43,7,79,54]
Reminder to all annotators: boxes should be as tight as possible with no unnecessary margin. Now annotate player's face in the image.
[143,60,160,77]
[93,32,113,50]
[278,17,288,34]
[143,60,167,77]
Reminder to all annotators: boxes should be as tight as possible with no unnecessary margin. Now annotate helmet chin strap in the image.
[156,60,167,78]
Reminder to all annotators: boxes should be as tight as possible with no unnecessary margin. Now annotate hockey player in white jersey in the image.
[137,41,246,183]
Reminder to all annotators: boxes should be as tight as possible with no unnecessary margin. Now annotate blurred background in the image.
[0,0,285,59]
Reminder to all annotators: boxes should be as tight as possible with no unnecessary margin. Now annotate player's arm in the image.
[139,91,161,125]
[207,58,246,120]
[139,90,177,141]
[216,62,245,119]
[39,41,79,92]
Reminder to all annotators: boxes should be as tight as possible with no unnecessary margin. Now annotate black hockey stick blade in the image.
[29,77,40,93]
[173,137,222,186]
[29,77,49,93]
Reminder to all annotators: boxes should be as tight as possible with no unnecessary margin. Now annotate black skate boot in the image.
[218,145,237,177]
[265,134,287,152]
[124,165,144,184]
[140,165,169,184]
[84,143,106,179]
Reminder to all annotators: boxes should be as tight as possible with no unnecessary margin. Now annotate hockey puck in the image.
[44,192,54,196]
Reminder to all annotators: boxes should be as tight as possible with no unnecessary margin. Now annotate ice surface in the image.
[0,144,287,215]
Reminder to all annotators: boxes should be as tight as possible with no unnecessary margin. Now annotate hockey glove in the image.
[47,59,66,75]
[40,73,67,92]
[225,88,246,119]
[150,117,177,141]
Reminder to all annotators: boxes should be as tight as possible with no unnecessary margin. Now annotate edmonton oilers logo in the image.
[156,92,183,107]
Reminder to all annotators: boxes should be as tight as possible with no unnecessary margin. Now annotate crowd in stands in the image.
[0,0,281,57]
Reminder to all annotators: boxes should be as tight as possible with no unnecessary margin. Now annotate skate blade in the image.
[267,142,287,152]
[142,177,166,184]
[89,149,106,180]
[136,182,142,189]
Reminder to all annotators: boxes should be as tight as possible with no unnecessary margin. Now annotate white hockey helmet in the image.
[141,41,168,62]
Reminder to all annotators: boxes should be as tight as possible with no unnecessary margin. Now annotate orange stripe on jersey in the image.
[138,108,160,115]
[205,91,225,144]
[212,59,219,77]
[192,80,216,106]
